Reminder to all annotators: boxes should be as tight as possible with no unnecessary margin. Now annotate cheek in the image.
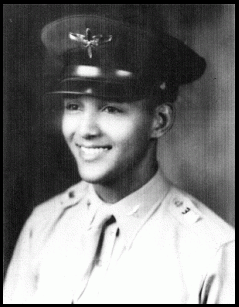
[105,115,151,148]
[62,114,78,142]
[127,116,153,149]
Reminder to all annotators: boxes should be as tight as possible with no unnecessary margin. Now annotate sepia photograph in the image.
[3,4,235,304]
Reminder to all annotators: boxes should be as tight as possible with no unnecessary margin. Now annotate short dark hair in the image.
[145,81,179,114]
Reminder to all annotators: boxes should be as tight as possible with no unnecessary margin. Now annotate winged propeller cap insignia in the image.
[69,28,113,58]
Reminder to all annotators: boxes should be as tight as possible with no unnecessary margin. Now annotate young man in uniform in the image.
[3,14,235,304]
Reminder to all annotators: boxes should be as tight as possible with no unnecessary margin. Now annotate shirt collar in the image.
[86,168,170,249]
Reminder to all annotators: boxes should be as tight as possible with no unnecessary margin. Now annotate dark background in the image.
[3,4,235,277]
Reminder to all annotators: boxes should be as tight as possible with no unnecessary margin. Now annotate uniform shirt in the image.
[3,170,235,304]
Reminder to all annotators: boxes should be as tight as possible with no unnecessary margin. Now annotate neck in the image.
[93,158,159,204]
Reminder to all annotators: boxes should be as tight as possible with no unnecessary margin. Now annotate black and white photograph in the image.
[3,4,235,304]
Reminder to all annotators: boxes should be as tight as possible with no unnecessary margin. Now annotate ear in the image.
[150,103,175,138]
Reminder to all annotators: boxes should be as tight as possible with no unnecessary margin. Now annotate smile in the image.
[78,145,111,161]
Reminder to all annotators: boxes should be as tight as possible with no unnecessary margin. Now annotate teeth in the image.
[80,146,109,155]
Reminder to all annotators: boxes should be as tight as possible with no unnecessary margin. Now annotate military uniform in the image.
[3,14,235,304]
[3,169,235,304]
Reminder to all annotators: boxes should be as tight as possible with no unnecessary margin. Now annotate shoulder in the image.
[162,186,235,249]
[7,181,90,260]
[27,180,89,229]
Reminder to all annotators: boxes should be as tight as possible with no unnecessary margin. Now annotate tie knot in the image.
[105,215,116,226]
[88,207,116,231]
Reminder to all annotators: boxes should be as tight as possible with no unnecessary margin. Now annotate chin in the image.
[78,166,108,184]
[77,164,122,185]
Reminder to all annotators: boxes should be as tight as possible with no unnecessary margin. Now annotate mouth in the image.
[76,144,112,161]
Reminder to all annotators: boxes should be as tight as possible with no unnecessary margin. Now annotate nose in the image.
[78,109,102,139]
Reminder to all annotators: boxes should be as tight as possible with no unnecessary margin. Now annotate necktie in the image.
[71,210,117,303]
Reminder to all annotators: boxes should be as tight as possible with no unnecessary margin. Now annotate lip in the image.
[76,144,112,161]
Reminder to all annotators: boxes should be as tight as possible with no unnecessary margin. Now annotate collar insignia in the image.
[69,28,113,59]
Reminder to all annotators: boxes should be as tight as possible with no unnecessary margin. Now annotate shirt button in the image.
[68,191,75,198]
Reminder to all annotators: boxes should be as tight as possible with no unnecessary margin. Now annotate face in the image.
[62,95,156,185]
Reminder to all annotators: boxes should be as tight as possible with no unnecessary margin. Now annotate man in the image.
[3,14,235,304]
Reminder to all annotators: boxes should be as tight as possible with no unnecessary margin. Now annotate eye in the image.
[102,106,122,114]
[64,102,82,111]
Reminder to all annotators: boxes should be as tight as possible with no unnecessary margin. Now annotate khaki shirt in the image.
[3,173,235,304]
